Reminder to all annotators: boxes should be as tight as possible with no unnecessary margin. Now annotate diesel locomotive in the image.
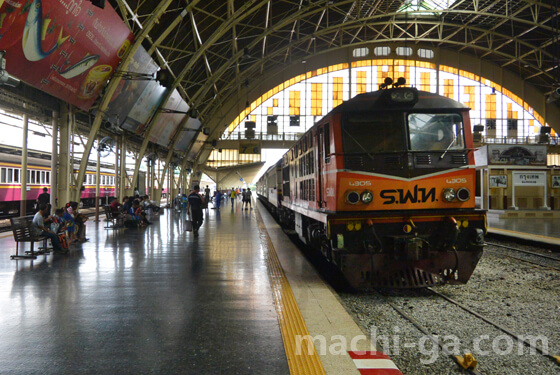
[257,78,486,288]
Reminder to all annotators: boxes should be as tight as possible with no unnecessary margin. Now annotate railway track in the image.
[485,241,560,272]
[376,286,560,374]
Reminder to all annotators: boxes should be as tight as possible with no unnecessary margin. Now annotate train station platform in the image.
[0,201,395,375]
[487,210,560,246]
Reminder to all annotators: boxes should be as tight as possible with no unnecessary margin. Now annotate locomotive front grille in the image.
[378,268,445,287]
[451,154,468,165]
[415,154,432,165]
[345,155,364,169]
[384,155,402,168]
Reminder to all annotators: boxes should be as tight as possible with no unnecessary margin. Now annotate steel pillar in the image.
[58,105,71,207]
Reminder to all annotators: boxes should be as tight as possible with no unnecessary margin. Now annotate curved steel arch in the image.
[107,0,559,168]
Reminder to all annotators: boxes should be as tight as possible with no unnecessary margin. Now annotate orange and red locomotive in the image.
[257,78,486,288]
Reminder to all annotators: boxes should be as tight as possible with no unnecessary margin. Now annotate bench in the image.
[103,205,123,229]
[10,216,50,260]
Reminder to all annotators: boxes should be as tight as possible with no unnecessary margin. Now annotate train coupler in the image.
[455,353,478,370]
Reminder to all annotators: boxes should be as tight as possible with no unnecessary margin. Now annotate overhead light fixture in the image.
[546,88,560,104]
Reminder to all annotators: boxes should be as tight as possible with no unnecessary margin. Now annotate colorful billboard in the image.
[0,0,133,110]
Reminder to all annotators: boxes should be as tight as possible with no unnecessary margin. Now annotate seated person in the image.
[62,206,77,243]
[122,196,132,214]
[32,204,65,254]
[51,208,67,234]
[143,195,161,214]
[69,202,89,242]
[134,200,151,226]
[110,199,122,217]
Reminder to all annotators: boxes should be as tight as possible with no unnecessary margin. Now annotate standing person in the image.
[230,188,236,207]
[36,187,51,213]
[246,188,253,210]
[204,186,211,204]
[241,188,247,209]
[32,204,65,254]
[187,185,204,236]
[215,189,222,210]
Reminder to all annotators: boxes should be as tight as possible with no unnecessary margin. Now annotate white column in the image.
[50,110,58,213]
[20,110,29,216]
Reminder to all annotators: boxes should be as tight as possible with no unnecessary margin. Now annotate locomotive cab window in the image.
[342,113,406,153]
[408,113,465,151]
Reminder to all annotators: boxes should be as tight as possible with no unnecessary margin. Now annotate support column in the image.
[50,110,58,212]
[20,110,29,217]
[58,105,71,207]
[115,137,120,201]
[119,134,126,200]
[95,144,101,222]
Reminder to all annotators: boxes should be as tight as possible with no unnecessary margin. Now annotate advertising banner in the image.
[108,46,166,132]
[0,0,133,110]
[487,145,547,166]
[174,117,201,151]
[149,89,189,147]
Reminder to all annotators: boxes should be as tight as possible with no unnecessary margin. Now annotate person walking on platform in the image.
[214,189,222,210]
[187,185,204,236]
[246,188,253,210]
[230,188,236,207]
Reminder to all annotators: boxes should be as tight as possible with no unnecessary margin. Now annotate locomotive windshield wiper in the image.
[342,128,375,160]
[440,134,457,159]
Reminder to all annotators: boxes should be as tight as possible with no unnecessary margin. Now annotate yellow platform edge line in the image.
[255,208,326,375]
[488,227,560,242]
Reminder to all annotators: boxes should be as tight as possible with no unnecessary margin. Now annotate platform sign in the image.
[0,0,133,111]
[239,141,260,154]
[512,172,546,186]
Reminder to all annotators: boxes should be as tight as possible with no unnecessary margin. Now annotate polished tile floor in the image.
[0,201,288,374]
[487,212,560,238]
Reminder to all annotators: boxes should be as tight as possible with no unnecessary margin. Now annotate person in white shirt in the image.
[32,204,65,254]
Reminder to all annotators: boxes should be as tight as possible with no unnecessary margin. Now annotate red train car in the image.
[257,79,486,288]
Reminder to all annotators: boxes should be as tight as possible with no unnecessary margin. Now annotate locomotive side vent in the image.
[415,154,432,165]
[384,155,402,168]
[451,154,467,165]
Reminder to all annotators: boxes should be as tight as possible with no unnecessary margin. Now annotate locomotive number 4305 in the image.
[348,180,372,187]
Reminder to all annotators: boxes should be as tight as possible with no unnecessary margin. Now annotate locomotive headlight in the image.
[457,187,471,202]
[442,188,456,202]
[361,190,373,204]
[389,88,418,103]
[346,191,360,204]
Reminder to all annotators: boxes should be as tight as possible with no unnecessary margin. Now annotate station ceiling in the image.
[112,0,558,155]
[3,0,560,165]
